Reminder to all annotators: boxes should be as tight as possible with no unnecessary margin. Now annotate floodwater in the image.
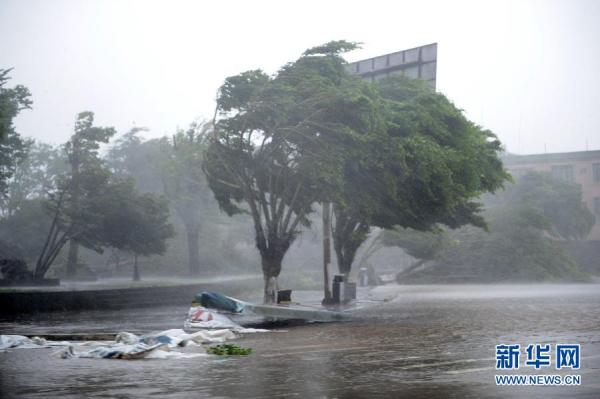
[1,284,599,398]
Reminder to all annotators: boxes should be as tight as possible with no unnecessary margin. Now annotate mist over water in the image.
[1,284,598,398]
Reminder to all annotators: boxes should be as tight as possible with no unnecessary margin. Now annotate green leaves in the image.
[302,40,360,56]
[217,70,269,113]
[207,344,252,356]
[65,112,116,168]
[0,69,32,197]
[331,73,509,275]
[206,40,511,280]
[488,171,594,240]
[100,178,174,257]
[381,170,593,281]
[204,41,384,289]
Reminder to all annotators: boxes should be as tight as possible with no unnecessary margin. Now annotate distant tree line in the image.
[2,40,592,293]
[361,171,594,282]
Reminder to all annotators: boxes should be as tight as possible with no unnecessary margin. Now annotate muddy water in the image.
[1,284,599,398]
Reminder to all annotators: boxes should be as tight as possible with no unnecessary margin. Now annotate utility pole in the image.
[322,202,333,304]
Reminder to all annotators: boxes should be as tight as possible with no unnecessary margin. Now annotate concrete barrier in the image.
[0,277,262,315]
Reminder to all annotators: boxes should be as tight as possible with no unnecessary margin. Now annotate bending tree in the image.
[332,75,510,277]
[35,165,113,279]
[203,41,381,303]
[64,112,115,278]
[35,173,174,280]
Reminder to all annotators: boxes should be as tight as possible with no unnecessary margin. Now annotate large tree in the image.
[35,165,113,279]
[64,112,115,278]
[203,41,380,303]
[0,69,32,197]
[331,75,509,277]
[161,122,214,275]
[34,172,174,280]
[107,125,234,276]
[100,179,174,281]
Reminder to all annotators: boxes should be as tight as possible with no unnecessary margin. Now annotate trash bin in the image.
[277,289,292,303]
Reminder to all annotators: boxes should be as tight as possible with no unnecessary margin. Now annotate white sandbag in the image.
[185,329,237,344]
[61,342,168,359]
[184,305,241,329]
[0,335,70,350]
[1,323,269,360]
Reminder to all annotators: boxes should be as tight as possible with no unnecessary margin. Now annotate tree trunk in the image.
[260,251,284,304]
[133,254,140,281]
[331,206,370,281]
[322,202,332,303]
[66,137,81,280]
[263,275,278,305]
[186,225,201,275]
[66,240,79,278]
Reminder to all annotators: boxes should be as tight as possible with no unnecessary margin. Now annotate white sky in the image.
[1,0,598,154]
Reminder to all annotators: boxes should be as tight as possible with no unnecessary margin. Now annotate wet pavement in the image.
[1,284,599,398]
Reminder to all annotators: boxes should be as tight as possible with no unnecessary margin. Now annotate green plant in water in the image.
[207,344,252,356]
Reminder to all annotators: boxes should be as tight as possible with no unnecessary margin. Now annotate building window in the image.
[593,163,600,182]
[551,164,574,182]
[594,198,600,215]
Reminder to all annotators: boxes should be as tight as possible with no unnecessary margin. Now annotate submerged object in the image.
[185,292,351,329]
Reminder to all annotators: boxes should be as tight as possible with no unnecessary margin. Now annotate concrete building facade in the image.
[347,43,437,89]
[503,150,600,241]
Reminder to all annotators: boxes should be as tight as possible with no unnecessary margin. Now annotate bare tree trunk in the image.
[331,205,370,281]
[66,136,80,279]
[263,275,278,304]
[321,202,333,305]
[260,249,285,304]
[322,202,332,303]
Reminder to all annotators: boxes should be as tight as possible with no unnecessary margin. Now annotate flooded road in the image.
[1,284,599,398]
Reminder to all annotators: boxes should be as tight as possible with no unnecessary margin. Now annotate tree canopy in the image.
[100,178,174,280]
[63,111,116,277]
[204,41,381,302]
[485,170,594,239]
[331,74,510,276]
[0,69,32,197]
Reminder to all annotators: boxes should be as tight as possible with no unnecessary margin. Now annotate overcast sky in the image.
[1,0,598,154]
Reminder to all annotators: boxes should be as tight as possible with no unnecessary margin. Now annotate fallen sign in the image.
[185,292,351,329]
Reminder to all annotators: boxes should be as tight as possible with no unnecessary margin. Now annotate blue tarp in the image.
[194,292,244,313]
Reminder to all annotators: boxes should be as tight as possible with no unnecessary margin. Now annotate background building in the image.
[347,43,437,89]
[503,150,600,241]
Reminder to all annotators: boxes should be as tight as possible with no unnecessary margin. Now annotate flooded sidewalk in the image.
[1,284,599,398]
